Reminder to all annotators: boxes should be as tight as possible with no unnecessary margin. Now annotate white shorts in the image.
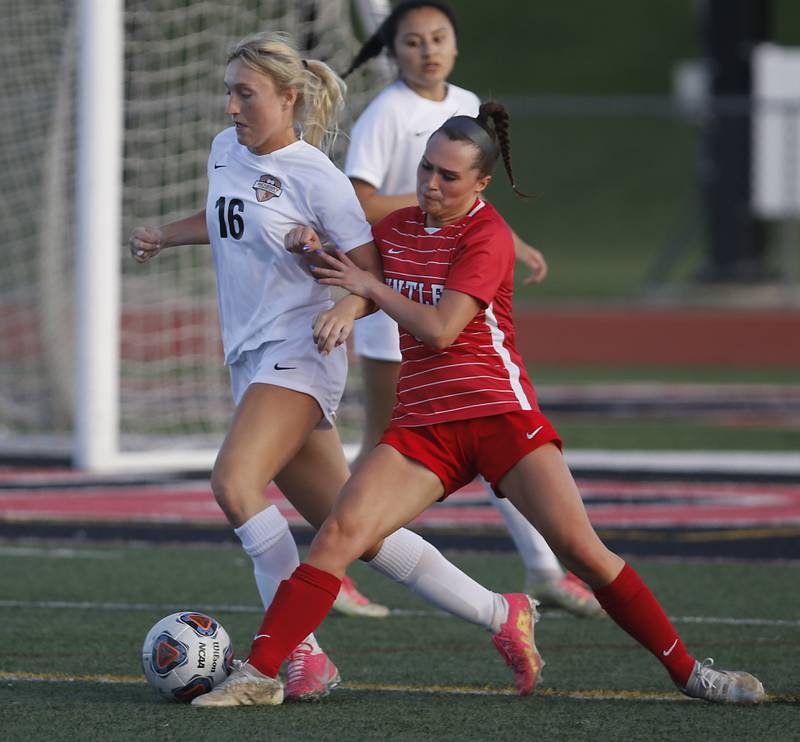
[228,331,347,429]
[353,310,402,362]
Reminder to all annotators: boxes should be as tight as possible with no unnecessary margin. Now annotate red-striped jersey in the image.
[373,199,538,427]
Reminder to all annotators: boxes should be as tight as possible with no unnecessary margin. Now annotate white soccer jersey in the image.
[206,128,373,365]
[344,79,480,194]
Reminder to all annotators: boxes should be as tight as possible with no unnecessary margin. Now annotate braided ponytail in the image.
[477,102,529,198]
[435,101,530,198]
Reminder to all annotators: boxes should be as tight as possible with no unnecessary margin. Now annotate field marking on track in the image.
[1,599,799,628]
[1,671,795,704]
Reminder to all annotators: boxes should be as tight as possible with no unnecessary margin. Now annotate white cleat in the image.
[682,658,765,704]
[191,660,284,707]
[332,575,390,618]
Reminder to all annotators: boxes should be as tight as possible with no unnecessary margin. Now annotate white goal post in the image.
[0,0,390,472]
[75,0,123,470]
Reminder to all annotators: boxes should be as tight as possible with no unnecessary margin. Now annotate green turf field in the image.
[1,542,797,740]
[444,0,800,303]
[532,367,800,452]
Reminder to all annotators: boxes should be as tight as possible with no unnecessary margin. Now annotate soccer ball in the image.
[142,611,234,702]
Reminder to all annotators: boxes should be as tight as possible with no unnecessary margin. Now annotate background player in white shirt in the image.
[342,0,601,617]
[129,31,544,701]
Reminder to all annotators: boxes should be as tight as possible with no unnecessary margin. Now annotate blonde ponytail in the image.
[227,32,346,155]
[300,59,346,153]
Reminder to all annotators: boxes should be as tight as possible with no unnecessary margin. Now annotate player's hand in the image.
[312,305,355,355]
[514,241,548,286]
[310,248,380,299]
[129,226,164,263]
[284,226,324,255]
[285,225,332,275]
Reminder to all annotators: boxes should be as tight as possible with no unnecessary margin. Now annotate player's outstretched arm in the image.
[129,209,209,263]
[313,249,480,351]
[510,229,547,285]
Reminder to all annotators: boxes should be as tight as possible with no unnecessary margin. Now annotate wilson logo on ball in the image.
[224,642,234,674]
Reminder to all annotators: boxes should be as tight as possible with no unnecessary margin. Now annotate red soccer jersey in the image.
[372,199,539,427]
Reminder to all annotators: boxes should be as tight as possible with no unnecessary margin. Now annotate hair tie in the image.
[302,59,309,70]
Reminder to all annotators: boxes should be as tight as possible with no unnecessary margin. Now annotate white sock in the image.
[487,481,564,583]
[234,505,321,648]
[234,505,298,607]
[367,528,508,633]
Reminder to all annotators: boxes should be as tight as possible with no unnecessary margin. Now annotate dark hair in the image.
[435,102,529,198]
[342,0,458,79]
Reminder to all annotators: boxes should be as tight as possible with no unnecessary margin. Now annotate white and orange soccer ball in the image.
[141,611,233,702]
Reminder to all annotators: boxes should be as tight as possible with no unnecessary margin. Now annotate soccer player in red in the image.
[341,0,602,618]
[193,102,765,707]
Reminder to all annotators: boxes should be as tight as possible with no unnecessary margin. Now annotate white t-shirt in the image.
[206,128,373,365]
[344,79,480,195]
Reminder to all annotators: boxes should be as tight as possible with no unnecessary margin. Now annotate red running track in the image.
[1,475,799,529]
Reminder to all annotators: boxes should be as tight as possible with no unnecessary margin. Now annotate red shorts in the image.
[379,409,562,500]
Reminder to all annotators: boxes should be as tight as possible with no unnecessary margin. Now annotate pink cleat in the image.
[284,641,341,701]
[332,575,390,618]
[491,593,544,696]
[526,572,605,618]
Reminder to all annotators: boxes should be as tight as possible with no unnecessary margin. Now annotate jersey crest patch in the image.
[253,174,283,202]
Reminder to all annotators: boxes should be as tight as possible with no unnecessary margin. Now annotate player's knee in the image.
[210,465,252,522]
[312,515,367,567]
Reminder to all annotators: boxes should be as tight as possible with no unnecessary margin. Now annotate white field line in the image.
[0,545,123,559]
[0,599,798,627]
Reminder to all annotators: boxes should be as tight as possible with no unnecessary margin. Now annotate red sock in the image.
[247,563,341,677]
[594,563,695,686]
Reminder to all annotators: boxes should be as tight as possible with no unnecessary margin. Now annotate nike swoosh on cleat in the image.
[526,425,544,440]
[662,638,679,656]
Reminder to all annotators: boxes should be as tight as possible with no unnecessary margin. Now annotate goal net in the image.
[0,0,389,471]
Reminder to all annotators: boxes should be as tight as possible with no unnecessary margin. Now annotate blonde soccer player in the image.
[130,32,542,701]
[193,102,765,708]
[342,0,601,616]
